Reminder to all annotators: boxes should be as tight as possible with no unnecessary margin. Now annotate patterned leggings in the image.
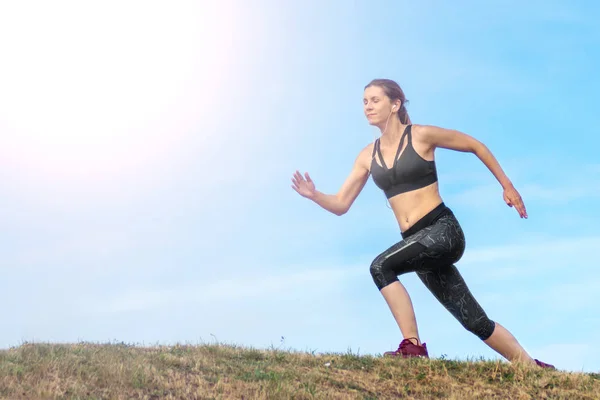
[369,202,496,341]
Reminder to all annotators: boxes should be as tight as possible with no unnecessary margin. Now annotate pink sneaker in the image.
[535,359,556,370]
[384,338,429,358]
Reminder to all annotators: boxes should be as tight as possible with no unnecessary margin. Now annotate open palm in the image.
[291,170,316,199]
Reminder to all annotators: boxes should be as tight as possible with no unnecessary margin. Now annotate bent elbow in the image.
[334,204,348,216]
[334,195,350,216]
[337,203,350,216]
[471,140,487,155]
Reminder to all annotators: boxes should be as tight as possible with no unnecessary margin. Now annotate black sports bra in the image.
[370,125,438,199]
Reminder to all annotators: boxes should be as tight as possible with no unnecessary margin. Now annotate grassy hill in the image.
[1,341,599,399]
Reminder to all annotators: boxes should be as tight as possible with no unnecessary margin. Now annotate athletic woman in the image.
[291,78,555,369]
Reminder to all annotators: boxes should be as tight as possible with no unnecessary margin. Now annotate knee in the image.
[465,318,496,341]
[369,257,397,290]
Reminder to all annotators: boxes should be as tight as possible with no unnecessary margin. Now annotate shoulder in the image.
[411,124,454,144]
[411,124,480,152]
[361,140,376,155]
[356,141,376,168]
[409,124,437,150]
[411,124,440,139]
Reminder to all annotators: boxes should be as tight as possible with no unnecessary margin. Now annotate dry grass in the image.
[1,340,599,399]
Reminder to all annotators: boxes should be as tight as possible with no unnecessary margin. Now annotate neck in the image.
[378,117,407,146]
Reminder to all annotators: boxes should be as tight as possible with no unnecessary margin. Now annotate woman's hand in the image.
[291,170,316,199]
[503,184,528,218]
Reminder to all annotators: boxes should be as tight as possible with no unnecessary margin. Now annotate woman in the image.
[291,78,555,369]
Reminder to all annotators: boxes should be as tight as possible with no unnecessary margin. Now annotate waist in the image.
[401,202,452,239]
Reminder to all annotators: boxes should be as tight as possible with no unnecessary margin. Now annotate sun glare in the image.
[0,1,236,181]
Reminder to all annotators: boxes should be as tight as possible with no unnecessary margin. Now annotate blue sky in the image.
[1,0,599,373]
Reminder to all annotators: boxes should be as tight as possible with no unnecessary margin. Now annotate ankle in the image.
[404,336,421,346]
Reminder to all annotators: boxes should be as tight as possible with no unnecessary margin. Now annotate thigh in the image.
[371,236,428,276]
[413,213,466,270]
[372,223,442,276]
[373,212,466,276]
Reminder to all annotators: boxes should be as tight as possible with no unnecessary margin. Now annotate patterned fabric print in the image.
[369,212,496,341]
[416,265,496,340]
[369,213,465,285]
[413,213,466,268]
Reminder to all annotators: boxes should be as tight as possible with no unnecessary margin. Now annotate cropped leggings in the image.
[370,202,496,341]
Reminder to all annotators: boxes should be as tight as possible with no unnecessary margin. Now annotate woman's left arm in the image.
[416,124,528,219]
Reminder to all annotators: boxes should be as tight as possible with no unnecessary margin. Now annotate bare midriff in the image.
[388,182,443,233]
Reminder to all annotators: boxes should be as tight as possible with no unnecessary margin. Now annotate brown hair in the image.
[364,79,411,124]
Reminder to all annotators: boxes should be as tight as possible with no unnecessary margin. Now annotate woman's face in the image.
[363,85,398,126]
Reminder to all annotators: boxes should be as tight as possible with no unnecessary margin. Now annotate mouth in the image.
[367,113,376,117]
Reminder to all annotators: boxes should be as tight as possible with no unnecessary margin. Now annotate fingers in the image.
[292,170,313,184]
[505,188,527,218]
[511,193,527,219]
[515,203,524,217]
[294,170,303,182]
[291,170,303,186]
[517,198,528,219]
[291,170,310,194]
[515,193,526,218]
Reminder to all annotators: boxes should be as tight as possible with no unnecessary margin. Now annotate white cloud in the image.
[447,178,600,210]
[460,236,600,314]
[531,343,595,373]
[5,230,133,271]
[92,265,365,314]
[521,183,600,203]
[446,183,501,209]
[460,236,600,267]
[479,279,600,315]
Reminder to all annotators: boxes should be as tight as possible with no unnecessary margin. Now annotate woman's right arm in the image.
[292,144,372,216]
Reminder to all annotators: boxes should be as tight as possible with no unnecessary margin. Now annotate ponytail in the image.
[398,102,411,124]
